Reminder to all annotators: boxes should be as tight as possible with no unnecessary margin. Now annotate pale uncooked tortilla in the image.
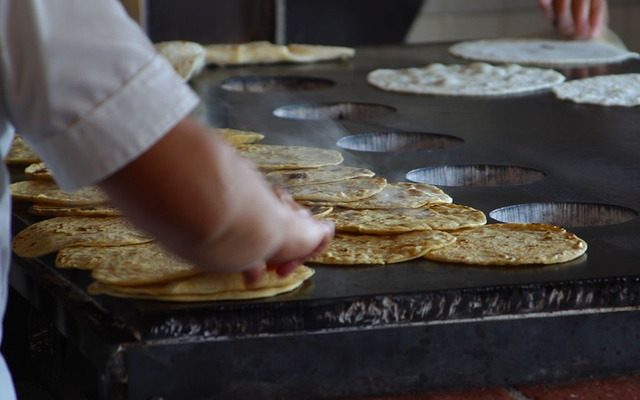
[368,62,565,96]
[553,74,640,107]
[449,38,638,67]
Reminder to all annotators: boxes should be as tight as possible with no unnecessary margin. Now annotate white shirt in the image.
[0,0,200,397]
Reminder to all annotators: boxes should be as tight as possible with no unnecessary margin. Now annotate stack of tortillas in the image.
[10,128,316,302]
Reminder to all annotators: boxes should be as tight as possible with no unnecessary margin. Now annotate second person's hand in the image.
[538,0,608,39]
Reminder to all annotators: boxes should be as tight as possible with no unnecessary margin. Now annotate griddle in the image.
[9,42,640,400]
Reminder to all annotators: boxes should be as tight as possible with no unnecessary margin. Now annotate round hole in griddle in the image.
[406,165,545,187]
[336,132,464,153]
[489,202,637,227]
[220,75,336,93]
[273,102,396,121]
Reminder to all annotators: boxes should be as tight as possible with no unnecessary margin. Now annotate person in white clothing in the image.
[0,0,332,398]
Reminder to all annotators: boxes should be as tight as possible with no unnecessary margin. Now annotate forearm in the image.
[98,117,328,273]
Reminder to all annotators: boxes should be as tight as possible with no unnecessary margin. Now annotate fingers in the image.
[553,0,574,37]
[542,0,608,39]
[242,263,267,286]
[538,0,554,18]
[571,0,590,39]
[589,0,608,38]
[266,214,334,275]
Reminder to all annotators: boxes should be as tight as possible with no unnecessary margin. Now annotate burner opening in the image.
[490,202,637,227]
[273,102,396,121]
[337,132,463,153]
[220,76,335,93]
[407,165,545,187]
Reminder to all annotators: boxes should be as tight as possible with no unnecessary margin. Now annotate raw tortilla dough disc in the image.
[368,62,565,96]
[449,38,638,67]
[553,74,640,107]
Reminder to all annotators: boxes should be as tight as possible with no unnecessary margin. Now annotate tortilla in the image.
[326,203,486,234]
[56,243,201,286]
[12,217,152,258]
[216,128,265,145]
[288,176,387,202]
[266,165,375,187]
[449,38,638,67]
[28,204,121,217]
[10,180,109,206]
[204,41,354,66]
[155,41,206,81]
[424,223,587,265]
[367,62,565,96]
[309,205,333,218]
[237,144,343,170]
[5,135,40,165]
[304,182,452,209]
[87,265,315,302]
[552,74,640,107]
[310,230,455,265]
[24,162,53,180]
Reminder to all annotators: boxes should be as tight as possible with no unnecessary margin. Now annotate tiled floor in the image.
[348,373,640,399]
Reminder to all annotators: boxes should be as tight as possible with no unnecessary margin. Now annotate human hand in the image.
[538,0,608,39]
[99,118,334,287]
[243,187,334,285]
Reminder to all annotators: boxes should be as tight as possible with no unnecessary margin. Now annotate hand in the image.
[538,0,608,39]
[243,188,334,285]
[100,118,334,286]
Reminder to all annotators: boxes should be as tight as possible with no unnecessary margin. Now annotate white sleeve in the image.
[0,0,200,190]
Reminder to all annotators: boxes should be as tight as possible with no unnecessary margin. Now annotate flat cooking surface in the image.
[9,42,640,399]
[14,42,640,335]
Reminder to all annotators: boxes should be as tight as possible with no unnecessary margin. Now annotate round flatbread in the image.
[266,165,375,187]
[449,38,638,67]
[368,63,565,96]
[237,144,343,170]
[12,217,152,258]
[56,243,201,286]
[327,203,486,234]
[28,204,121,217]
[10,180,109,206]
[5,135,40,165]
[288,177,387,202]
[304,182,452,209]
[87,265,315,302]
[424,223,587,266]
[552,74,640,107]
[311,230,455,265]
[155,41,205,81]
[216,128,265,145]
[204,41,354,66]
[24,162,53,180]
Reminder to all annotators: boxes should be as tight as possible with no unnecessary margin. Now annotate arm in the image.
[98,117,333,281]
[538,0,608,39]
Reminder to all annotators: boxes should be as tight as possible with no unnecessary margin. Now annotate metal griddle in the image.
[9,42,640,400]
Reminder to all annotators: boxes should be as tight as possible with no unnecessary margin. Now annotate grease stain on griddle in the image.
[220,75,335,93]
[490,202,638,228]
[337,132,463,153]
[273,102,396,121]
[407,164,546,187]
